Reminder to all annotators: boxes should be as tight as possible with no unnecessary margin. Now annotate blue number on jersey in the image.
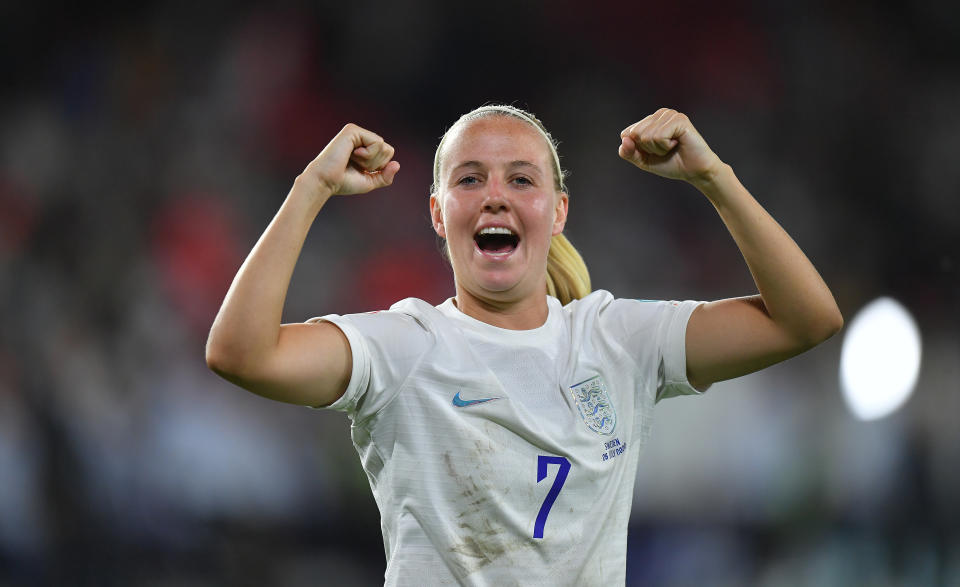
[533,455,571,539]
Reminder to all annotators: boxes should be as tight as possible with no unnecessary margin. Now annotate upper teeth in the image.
[478,227,515,236]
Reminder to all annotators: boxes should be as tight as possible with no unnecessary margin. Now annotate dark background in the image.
[1,1,958,585]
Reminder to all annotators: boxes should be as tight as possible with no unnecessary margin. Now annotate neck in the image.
[453,284,549,330]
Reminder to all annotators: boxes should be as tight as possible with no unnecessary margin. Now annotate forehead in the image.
[441,116,553,172]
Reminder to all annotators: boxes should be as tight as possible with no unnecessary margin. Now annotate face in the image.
[430,116,568,303]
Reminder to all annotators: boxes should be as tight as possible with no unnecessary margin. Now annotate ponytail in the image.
[546,233,591,305]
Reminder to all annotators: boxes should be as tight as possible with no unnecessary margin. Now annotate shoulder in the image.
[563,290,660,322]
[561,289,615,316]
[559,290,620,339]
[563,290,693,340]
[390,296,445,321]
[307,298,442,347]
[565,290,687,314]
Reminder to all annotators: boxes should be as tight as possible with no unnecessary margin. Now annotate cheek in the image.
[526,198,558,232]
[439,199,472,245]
[443,207,477,269]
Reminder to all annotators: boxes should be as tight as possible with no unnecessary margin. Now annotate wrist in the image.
[291,174,335,212]
[690,162,735,203]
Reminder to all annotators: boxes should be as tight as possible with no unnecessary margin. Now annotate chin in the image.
[474,274,522,296]
[452,244,545,301]
[471,270,543,300]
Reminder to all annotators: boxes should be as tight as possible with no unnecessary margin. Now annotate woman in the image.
[206,105,843,585]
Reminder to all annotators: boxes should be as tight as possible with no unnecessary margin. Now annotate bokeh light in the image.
[840,297,922,420]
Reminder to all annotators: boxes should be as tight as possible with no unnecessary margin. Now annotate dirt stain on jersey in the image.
[442,449,534,576]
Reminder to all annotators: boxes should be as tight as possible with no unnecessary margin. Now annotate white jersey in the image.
[312,290,704,586]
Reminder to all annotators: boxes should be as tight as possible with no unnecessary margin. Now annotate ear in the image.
[429,194,446,238]
[551,192,569,236]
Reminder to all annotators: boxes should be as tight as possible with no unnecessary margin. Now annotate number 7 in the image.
[534,455,571,539]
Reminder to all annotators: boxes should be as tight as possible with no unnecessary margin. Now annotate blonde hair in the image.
[431,104,591,305]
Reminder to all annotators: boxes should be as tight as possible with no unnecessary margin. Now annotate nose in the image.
[482,180,510,212]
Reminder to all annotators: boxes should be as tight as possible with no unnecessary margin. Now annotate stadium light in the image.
[839,297,922,420]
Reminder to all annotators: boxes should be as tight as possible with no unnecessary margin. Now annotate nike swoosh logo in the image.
[452,391,500,407]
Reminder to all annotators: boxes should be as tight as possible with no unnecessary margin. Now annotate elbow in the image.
[205,341,233,377]
[205,338,249,381]
[804,307,844,347]
[205,326,278,390]
[823,303,844,340]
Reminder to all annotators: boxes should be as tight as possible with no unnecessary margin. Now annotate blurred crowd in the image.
[1,1,958,585]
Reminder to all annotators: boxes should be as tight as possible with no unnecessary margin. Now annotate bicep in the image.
[685,296,814,389]
[219,321,352,407]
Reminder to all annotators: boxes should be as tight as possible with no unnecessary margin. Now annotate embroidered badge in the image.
[569,375,617,435]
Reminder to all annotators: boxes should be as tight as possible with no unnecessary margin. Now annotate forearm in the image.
[693,164,843,344]
[206,177,332,374]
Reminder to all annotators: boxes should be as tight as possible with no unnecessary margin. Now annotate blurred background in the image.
[1,0,958,585]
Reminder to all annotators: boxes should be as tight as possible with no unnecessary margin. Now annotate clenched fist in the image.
[619,108,723,185]
[299,123,400,199]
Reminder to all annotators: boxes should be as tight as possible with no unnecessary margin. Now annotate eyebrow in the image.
[450,160,544,174]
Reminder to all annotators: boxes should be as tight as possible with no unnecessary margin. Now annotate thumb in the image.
[379,160,400,185]
[360,160,400,191]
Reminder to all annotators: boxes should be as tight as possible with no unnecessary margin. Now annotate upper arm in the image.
[211,321,352,407]
[685,296,819,389]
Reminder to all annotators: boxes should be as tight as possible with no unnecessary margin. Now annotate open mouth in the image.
[474,226,520,256]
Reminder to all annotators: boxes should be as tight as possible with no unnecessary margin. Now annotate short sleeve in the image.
[306,310,433,420]
[650,300,707,402]
[598,297,707,403]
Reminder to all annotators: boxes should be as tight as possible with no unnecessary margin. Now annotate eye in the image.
[457,175,480,186]
[512,176,533,186]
